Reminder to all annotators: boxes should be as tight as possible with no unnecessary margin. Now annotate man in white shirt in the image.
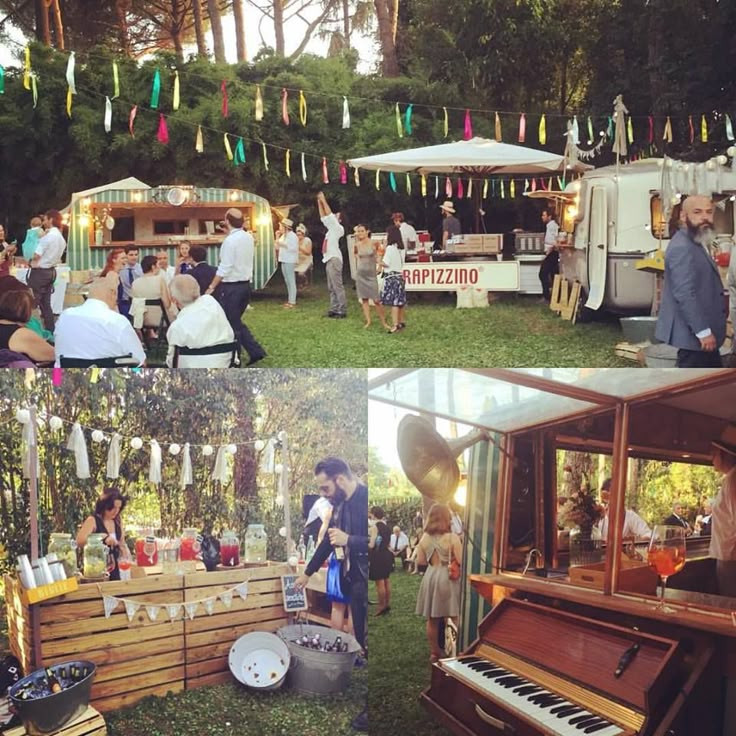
[276,218,299,308]
[54,279,146,366]
[389,525,409,568]
[204,207,266,365]
[597,479,652,541]
[165,275,235,368]
[28,209,67,332]
[538,209,560,302]
[392,212,417,251]
[317,191,347,318]
[728,242,736,356]
[156,250,176,284]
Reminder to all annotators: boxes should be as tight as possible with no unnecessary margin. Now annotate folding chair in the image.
[143,299,171,349]
[59,354,139,368]
[171,341,239,368]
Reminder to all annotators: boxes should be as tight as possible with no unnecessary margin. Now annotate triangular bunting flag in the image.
[146,605,161,622]
[220,590,234,609]
[103,595,120,618]
[124,600,141,622]
[184,601,199,620]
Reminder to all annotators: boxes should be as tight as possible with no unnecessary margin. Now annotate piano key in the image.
[574,716,606,729]
[513,685,543,695]
[551,705,584,717]
[584,722,614,734]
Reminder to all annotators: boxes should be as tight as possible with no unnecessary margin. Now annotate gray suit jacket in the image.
[655,229,727,351]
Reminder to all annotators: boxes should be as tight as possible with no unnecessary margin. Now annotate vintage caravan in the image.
[553,159,736,313]
[62,178,277,289]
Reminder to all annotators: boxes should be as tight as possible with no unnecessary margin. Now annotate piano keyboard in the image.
[441,655,627,736]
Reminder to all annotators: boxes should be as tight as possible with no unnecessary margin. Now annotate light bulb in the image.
[169,443,181,456]
[254,440,265,451]
[15,409,30,424]
[279,527,287,537]
[275,463,283,475]
[131,437,143,450]
[202,444,214,456]
[49,416,63,431]
[91,430,105,443]
[226,444,237,455]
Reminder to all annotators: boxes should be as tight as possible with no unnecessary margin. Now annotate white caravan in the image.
[557,158,736,313]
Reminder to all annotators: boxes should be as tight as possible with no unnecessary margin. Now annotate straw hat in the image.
[296,224,307,234]
[282,218,294,229]
[713,424,736,456]
[439,201,456,214]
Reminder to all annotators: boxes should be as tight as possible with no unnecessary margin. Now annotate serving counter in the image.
[4,563,291,712]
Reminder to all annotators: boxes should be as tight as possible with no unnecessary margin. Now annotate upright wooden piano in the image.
[423,595,718,736]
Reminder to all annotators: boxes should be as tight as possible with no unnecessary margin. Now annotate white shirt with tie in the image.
[54,298,146,366]
[389,531,409,553]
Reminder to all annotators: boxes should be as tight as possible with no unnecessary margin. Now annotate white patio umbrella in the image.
[347,137,593,175]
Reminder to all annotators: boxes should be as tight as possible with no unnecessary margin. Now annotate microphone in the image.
[614,643,640,678]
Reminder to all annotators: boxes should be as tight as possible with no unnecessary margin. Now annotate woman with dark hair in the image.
[381,223,407,333]
[353,225,388,330]
[0,276,54,364]
[99,248,128,314]
[369,506,394,615]
[130,254,174,336]
[76,488,128,581]
[415,502,462,661]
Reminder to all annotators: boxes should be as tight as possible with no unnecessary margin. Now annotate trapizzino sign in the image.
[401,262,520,291]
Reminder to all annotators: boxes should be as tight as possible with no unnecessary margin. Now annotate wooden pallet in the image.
[615,341,649,365]
[6,706,106,736]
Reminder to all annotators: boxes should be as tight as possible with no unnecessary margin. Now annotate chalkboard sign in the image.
[281,575,308,612]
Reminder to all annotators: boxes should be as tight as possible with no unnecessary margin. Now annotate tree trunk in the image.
[171,0,184,62]
[191,0,208,57]
[35,0,51,45]
[232,0,247,62]
[374,0,399,76]
[563,451,595,495]
[342,0,350,48]
[273,0,285,56]
[389,0,398,42]
[206,0,226,63]
[49,0,64,48]
[114,0,132,56]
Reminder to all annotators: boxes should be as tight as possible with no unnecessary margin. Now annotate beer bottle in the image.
[45,667,62,694]
[334,636,342,651]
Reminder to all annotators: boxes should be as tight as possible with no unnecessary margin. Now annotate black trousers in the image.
[538,250,559,301]
[676,348,723,368]
[347,573,368,652]
[27,267,56,332]
[217,281,265,362]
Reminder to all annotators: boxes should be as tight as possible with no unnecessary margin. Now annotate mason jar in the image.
[220,530,240,567]
[136,529,159,567]
[244,524,267,564]
[48,533,77,577]
[83,533,108,579]
[180,528,201,561]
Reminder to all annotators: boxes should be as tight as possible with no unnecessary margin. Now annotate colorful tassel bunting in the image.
[342,96,350,129]
[648,116,654,145]
[518,113,526,143]
[587,116,594,144]
[233,137,246,165]
[482,179,489,199]
[66,87,73,118]
[299,89,307,126]
[340,160,347,184]
[195,125,204,153]
[150,69,161,110]
[301,152,307,181]
[434,177,439,199]
[510,180,516,198]
[406,173,412,195]
[457,179,464,199]
[322,157,329,184]
[285,149,291,177]
[173,71,180,111]
[0,65,4,95]
[463,109,473,140]
[495,112,502,142]
[445,177,452,197]
[112,61,119,100]
[395,103,403,138]
[157,114,169,144]
[52,367,62,386]
[627,117,634,145]
[539,114,547,145]
[726,115,735,142]
[128,105,137,137]
[354,167,360,187]
[261,142,269,170]
[701,115,708,143]
[688,115,695,144]
[281,88,289,125]
[571,115,579,145]
[65,51,76,96]
[255,85,264,121]
[663,116,673,143]
[404,104,413,135]
[389,172,397,192]
[500,180,505,199]
[375,170,381,190]
[224,133,233,160]
[23,46,31,91]
[30,74,37,108]
[606,116,614,139]
[443,107,449,138]
[104,96,112,133]
[524,179,529,192]
[221,80,229,118]
[421,174,427,197]
[466,178,472,198]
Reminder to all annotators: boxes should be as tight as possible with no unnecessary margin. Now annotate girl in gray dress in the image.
[353,224,389,329]
[415,503,462,662]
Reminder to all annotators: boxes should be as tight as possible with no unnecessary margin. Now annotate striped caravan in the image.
[63,182,277,290]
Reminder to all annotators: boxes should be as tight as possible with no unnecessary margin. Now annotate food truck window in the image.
[650,195,680,240]
[713,195,734,235]
[110,216,134,242]
[153,220,189,235]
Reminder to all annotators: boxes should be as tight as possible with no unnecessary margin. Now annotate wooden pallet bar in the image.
[5,706,106,736]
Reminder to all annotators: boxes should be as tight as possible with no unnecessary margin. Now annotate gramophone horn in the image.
[397,415,488,503]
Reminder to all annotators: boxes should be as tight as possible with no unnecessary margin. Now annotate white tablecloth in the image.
[12,266,69,314]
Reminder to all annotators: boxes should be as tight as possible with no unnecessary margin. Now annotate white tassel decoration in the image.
[180,442,193,488]
[106,432,121,478]
[149,440,162,484]
[211,444,228,483]
[66,422,90,479]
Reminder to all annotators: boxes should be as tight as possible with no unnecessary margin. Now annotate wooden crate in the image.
[482,234,502,254]
[4,576,35,674]
[6,706,106,736]
[569,557,657,596]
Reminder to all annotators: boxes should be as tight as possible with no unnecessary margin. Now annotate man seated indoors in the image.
[54,279,146,366]
[165,275,235,368]
[0,276,55,365]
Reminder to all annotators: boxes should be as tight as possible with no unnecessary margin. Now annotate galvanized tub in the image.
[277,624,360,695]
[8,660,95,735]
[228,632,290,691]
[620,316,660,344]
[643,343,678,368]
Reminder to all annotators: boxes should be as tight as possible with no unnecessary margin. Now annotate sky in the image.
[0,7,378,72]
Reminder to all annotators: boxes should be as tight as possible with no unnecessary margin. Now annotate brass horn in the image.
[397,415,488,503]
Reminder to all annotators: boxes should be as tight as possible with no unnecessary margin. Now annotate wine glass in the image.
[647,525,686,613]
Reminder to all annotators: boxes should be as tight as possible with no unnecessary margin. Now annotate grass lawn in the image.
[369,569,451,735]
[211,269,631,369]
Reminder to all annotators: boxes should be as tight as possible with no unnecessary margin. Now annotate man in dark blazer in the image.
[189,246,220,300]
[655,195,727,367]
[663,501,692,534]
